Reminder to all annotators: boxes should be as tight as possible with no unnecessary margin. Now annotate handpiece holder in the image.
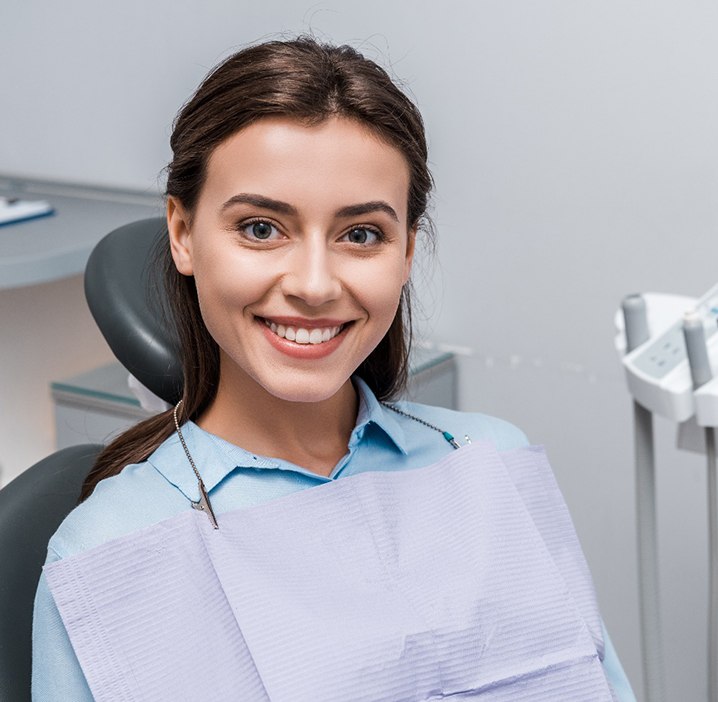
[617,285,718,423]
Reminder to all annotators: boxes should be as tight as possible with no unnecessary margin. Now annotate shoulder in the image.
[47,457,187,562]
[394,400,530,452]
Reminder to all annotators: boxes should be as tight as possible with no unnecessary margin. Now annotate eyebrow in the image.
[335,201,399,223]
[220,193,297,216]
[220,193,399,223]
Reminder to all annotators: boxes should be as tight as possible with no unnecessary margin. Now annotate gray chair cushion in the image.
[84,218,182,405]
[0,444,101,702]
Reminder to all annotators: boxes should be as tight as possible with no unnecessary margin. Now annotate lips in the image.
[262,318,346,346]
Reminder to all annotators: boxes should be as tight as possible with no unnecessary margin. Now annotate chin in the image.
[257,374,351,405]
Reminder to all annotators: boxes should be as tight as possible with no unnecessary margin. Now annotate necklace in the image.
[173,399,470,530]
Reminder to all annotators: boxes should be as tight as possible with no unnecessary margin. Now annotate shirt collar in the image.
[147,375,408,501]
[350,376,408,456]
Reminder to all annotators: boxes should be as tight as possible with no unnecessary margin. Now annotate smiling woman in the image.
[167,117,415,470]
[172,117,413,388]
[31,37,635,702]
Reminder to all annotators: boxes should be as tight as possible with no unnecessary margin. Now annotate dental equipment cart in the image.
[617,284,718,702]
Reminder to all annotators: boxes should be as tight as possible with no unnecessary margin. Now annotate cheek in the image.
[352,257,408,324]
[192,253,270,336]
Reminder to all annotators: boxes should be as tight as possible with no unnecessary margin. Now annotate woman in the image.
[32,37,634,701]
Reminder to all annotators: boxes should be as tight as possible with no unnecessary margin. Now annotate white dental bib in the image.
[45,442,616,701]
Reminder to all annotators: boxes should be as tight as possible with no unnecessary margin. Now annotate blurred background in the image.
[3,1,718,698]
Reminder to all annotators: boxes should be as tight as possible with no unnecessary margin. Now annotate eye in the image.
[342,226,382,245]
[240,219,281,241]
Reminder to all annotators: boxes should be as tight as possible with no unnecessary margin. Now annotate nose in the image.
[280,237,342,307]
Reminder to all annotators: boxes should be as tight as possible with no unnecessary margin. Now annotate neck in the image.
[197,363,359,477]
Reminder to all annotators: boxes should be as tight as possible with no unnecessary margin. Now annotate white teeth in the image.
[263,319,344,345]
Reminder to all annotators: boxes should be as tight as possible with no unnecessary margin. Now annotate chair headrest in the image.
[84,218,183,405]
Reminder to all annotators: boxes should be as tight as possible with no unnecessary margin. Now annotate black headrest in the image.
[84,218,182,405]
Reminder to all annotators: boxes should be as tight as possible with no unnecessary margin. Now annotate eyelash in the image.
[342,225,385,246]
[234,218,387,245]
[236,217,282,241]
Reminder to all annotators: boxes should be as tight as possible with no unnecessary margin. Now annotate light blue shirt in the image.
[32,377,635,701]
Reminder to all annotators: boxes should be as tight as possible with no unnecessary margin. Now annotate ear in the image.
[167,196,195,276]
[402,226,417,285]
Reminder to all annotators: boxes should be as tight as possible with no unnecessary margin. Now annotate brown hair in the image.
[81,36,433,501]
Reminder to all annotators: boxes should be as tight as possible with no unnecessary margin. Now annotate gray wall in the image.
[4,1,718,698]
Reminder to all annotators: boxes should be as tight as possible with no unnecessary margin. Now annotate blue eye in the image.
[344,227,380,245]
[242,220,279,241]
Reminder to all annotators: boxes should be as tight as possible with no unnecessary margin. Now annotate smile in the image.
[262,319,346,345]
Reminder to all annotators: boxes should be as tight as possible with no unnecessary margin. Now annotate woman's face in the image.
[168,116,415,404]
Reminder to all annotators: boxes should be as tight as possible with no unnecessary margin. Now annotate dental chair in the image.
[0,444,101,702]
[0,218,179,701]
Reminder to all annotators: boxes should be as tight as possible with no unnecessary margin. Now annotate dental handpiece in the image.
[683,310,713,389]
[622,294,650,352]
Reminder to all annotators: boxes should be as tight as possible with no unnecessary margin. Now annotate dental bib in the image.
[45,442,616,701]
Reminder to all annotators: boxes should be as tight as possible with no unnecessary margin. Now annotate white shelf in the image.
[0,175,162,290]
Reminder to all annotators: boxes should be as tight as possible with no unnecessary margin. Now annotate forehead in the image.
[201,116,411,222]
